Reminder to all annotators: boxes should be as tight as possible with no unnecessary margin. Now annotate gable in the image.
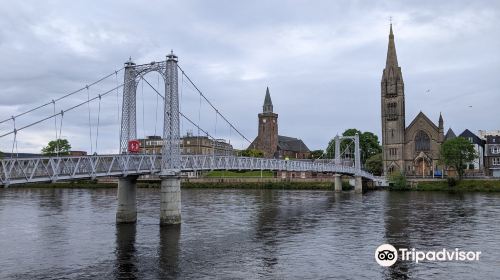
[405,112,440,141]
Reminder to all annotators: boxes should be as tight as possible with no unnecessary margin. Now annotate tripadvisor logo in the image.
[375,244,481,266]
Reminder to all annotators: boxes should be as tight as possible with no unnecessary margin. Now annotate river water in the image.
[0,188,499,279]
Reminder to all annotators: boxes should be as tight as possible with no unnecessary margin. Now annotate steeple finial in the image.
[263,86,273,113]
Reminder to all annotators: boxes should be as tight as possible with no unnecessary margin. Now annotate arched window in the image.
[415,130,430,151]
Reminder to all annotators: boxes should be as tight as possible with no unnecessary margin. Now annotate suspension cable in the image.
[0,82,127,139]
[140,76,218,141]
[87,85,94,154]
[95,94,102,154]
[0,67,125,125]
[52,100,59,156]
[177,65,252,144]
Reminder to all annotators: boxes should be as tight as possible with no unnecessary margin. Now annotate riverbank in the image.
[413,179,500,192]
[5,178,500,192]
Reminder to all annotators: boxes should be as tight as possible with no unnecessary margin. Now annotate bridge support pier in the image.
[116,176,138,223]
[160,176,181,225]
[355,176,363,193]
[334,174,342,192]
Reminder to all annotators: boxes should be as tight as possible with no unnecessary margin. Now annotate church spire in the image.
[263,87,273,113]
[386,23,399,68]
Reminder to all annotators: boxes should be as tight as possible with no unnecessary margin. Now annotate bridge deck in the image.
[0,154,376,186]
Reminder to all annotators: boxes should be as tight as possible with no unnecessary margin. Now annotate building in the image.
[138,135,163,154]
[249,87,310,159]
[181,132,234,156]
[138,134,234,156]
[484,135,500,177]
[381,24,446,176]
[458,129,485,172]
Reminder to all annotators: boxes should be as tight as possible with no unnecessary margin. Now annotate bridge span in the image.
[0,154,377,187]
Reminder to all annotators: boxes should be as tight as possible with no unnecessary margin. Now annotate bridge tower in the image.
[333,133,363,193]
[116,52,182,225]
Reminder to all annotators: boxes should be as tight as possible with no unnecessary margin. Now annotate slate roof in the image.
[445,128,456,141]
[459,129,485,147]
[277,135,310,153]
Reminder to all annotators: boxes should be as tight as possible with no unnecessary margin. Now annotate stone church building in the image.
[249,87,310,159]
[381,24,445,176]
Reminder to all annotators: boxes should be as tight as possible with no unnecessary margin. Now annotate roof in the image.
[386,24,398,68]
[406,111,439,133]
[263,87,273,113]
[445,128,456,141]
[277,135,310,153]
[459,129,485,146]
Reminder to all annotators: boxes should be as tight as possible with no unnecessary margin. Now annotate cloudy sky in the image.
[0,0,499,154]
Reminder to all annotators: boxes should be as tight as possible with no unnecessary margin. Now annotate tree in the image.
[365,153,383,176]
[440,137,477,180]
[0,151,3,159]
[41,139,71,156]
[325,129,382,163]
[241,149,264,158]
[310,149,324,159]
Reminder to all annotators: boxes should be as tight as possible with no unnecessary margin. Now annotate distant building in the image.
[458,129,485,172]
[484,135,500,177]
[181,132,234,156]
[137,134,234,156]
[249,87,310,159]
[138,135,163,154]
[445,128,456,141]
[69,151,87,156]
[478,130,500,139]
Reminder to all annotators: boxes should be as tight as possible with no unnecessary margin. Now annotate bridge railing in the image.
[0,154,376,186]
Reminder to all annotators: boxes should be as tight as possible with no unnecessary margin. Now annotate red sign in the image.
[128,140,140,153]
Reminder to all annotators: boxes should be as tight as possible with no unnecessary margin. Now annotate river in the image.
[0,188,499,279]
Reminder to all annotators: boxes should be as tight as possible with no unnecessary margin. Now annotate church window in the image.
[492,146,500,154]
[415,130,430,151]
[263,119,267,123]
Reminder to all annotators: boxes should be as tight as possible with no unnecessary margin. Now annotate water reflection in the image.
[158,225,181,278]
[115,223,138,280]
[384,192,413,280]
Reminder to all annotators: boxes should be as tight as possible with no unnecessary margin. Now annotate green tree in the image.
[41,139,71,156]
[440,137,477,180]
[241,149,264,158]
[325,129,382,163]
[0,151,3,159]
[365,153,383,176]
[310,149,324,159]
[388,171,409,190]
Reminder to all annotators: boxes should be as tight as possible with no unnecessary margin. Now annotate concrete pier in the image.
[334,174,342,192]
[355,176,363,193]
[116,176,138,223]
[160,176,181,225]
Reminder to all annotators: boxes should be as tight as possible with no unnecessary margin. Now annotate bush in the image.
[388,171,410,191]
[447,177,457,187]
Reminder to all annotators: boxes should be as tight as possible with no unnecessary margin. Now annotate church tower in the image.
[251,87,278,157]
[381,24,406,175]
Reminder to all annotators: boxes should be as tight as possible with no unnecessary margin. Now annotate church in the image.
[249,87,310,159]
[381,24,445,176]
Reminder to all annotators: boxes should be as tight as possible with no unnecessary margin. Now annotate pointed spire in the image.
[263,86,273,113]
[439,112,443,127]
[386,23,399,68]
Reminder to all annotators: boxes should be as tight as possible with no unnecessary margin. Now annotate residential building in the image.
[458,129,485,172]
[484,135,500,177]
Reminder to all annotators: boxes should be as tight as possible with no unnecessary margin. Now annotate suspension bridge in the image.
[0,52,382,225]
